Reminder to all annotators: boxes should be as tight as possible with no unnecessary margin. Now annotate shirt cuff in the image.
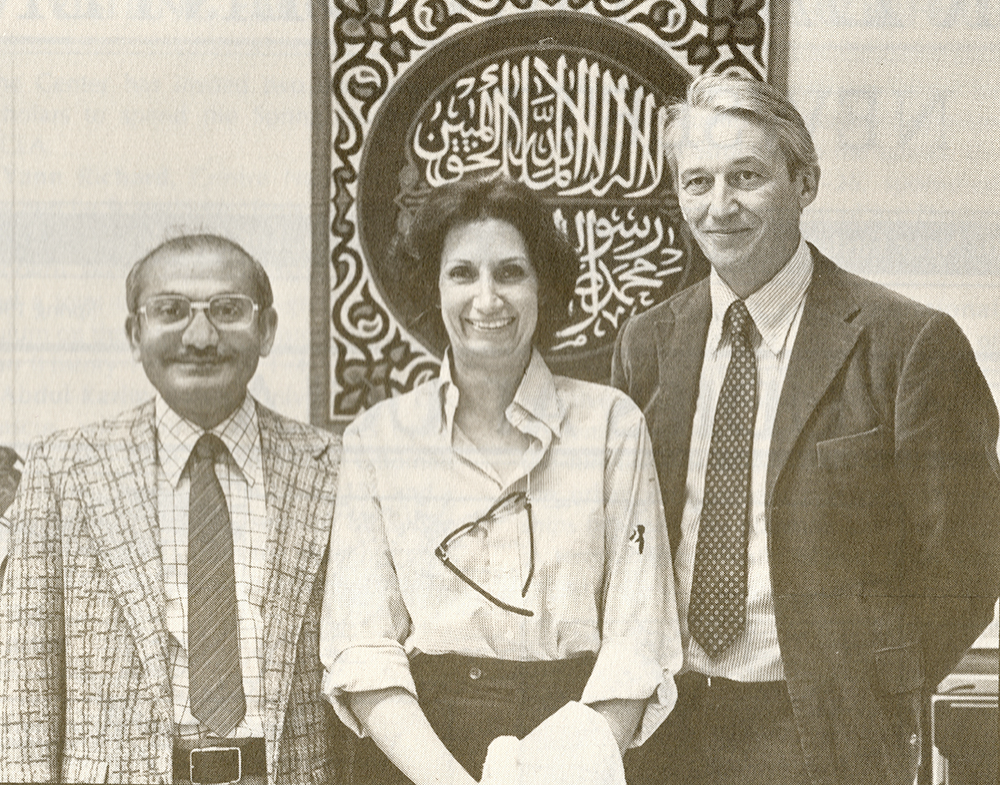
[321,640,417,737]
[579,636,678,748]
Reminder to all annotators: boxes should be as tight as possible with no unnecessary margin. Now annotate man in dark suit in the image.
[613,73,1000,785]
[0,234,348,784]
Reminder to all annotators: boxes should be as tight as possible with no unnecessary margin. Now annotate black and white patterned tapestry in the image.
[314,0,788,425]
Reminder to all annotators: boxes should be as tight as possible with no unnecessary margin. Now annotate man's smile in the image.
[172,355,222,364]
[169,354,227,372]
[702,226,754,235]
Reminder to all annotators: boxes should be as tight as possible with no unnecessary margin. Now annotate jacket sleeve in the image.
[894,312,1000,686]
[610,319,632,394]
[611,311,668,414]
[0,435,70,782]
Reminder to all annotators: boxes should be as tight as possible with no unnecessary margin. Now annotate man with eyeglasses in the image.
[0,234,349,785]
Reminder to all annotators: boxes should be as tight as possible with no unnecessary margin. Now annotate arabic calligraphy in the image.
[399,49,684,351]
[329,3,772,417]
[552,206,684,352]
[409,53,669,198]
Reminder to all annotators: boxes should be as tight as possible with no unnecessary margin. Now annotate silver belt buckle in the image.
[189,745,242,785]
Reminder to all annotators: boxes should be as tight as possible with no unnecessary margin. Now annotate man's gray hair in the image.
[664,73,819,181]
[126,233,274,314]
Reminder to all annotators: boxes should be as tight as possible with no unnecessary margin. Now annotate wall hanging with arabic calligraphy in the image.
[313,0,788,426]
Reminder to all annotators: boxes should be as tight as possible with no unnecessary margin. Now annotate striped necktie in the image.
[188,433,246,736]
[689,299,757,658]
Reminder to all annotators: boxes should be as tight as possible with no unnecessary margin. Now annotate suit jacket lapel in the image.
[766,251,864,512]
[652,283,711,552]
[257,407,337,773]
[71,400,173,725]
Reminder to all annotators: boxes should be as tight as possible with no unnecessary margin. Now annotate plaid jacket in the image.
[0,399,350,784]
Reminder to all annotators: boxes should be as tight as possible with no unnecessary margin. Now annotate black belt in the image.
[678,672,790,701]
[173,737,266,784]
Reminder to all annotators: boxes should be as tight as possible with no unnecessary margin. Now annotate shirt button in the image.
[469,667,482,680]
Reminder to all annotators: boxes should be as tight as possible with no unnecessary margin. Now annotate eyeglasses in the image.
[435,491,535,617]
[137,294,259,330]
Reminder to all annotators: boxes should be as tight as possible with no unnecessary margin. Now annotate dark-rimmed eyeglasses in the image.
[435,491,534,617]
[137,294,259,331]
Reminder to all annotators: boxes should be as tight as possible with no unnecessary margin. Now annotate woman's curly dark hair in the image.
[386,177,580,352]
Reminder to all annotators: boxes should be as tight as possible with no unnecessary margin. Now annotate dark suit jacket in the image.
[0,399,349,785]
[612,247,1000,783]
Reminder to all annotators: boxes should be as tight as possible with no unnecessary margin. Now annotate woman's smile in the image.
[438,218,539,370]
[464,315,516,331]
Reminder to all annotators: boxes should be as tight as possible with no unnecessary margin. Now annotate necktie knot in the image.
[726,300,755,345]
[193,433,226,463]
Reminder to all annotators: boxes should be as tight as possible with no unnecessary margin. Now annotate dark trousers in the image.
[624,672,810,785]
[353,653,596,785]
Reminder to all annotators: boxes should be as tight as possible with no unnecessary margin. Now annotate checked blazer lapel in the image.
[257,405,338,780]
[48,397,337,782]
[70,400,173,727]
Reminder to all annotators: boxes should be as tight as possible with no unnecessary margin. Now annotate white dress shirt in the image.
[157,394,269,739]
[676,237,813,681]
[321,349,682,748]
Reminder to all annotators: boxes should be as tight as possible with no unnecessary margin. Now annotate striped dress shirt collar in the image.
[707,236,814,357]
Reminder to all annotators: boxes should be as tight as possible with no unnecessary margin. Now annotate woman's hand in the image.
[587,698,646,754]
[349,687,479,785]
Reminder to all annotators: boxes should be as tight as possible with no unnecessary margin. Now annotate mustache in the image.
[169,349,225,362]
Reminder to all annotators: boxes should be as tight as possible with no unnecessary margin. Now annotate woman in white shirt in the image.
[320,177,682,785]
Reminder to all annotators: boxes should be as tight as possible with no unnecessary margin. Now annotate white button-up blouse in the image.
[320,350,682,748]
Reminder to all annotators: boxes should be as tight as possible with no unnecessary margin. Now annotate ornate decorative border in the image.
[312,0,788,427]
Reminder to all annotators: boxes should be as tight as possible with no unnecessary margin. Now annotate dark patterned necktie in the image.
[689,300,757,658]
[188,433,246,736]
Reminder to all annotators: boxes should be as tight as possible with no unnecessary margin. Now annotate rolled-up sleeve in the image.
[320,423,416,737]
[579,403,683,747]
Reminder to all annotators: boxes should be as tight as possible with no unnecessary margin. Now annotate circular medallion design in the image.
[358,10,707,381]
